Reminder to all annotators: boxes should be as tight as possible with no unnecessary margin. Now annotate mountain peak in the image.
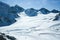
[0,1,24,26]
[14,5,24,12]
[25,8,38,16]
[39,8,50,14]
[51,9,59,13]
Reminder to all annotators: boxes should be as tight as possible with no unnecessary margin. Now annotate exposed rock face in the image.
[25,8,38,16]
[0,1,24,26]
[53,13,60,21]
[39,8,50,14]
[51,9,59,13]
[0,32,16,40]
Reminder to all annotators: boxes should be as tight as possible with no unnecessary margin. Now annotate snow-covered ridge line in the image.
[0,1,60,26]
[0,1,60,40]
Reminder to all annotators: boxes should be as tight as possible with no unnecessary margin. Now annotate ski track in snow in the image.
[0,12,60,40]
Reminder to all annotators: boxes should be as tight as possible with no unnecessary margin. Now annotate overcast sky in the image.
[0,0,60,10]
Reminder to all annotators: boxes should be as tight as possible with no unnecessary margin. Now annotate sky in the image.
[0,0,60,10]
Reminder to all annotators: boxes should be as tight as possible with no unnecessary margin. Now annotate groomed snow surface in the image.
[0,12,60,40]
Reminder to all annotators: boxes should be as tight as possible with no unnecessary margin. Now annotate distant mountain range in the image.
[0,1,60,26]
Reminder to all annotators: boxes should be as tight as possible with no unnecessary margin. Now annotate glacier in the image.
[0,1,60,40]
[0,12,60,40]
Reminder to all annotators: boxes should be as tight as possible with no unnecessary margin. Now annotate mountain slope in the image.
[0,11,60,40]
[0,1,24,26]
[0,1,60,40]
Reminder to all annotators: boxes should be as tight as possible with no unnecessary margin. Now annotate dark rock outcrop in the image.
[51,9,59,13]
[39,8,50,14]
[53,13,60,21]
[8,5,24,18]
[0,1,24,26]
[25,8,38,16]
[0,32,16,40]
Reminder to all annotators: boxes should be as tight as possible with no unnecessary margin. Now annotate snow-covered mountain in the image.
[0,1,24,26]
[51,9,59,13]
[39,8,50,14]
[25,8,38,16]
[0,1,60,40]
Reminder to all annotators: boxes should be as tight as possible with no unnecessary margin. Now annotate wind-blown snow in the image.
[0,12,60,40]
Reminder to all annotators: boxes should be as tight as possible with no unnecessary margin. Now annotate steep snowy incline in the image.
[0,12,59,30]
[0,12,60,40]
